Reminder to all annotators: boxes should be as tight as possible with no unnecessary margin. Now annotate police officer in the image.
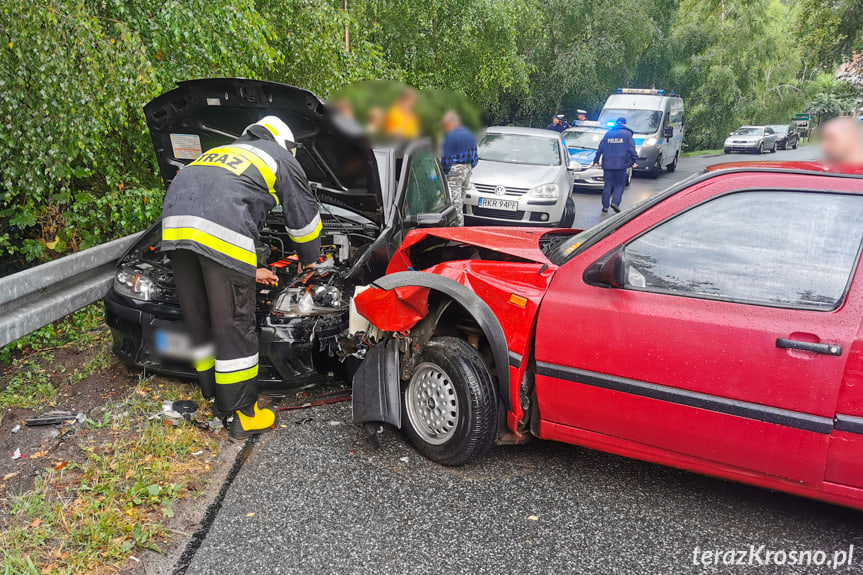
[546,114,569,132]
[573,109,588,125]
[161,116,322,438]
[593,117,638,213]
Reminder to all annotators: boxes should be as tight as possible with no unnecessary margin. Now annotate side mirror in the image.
[583,247,626,288]
[406,212,446,228]
[729,132,734,137]
[664,126,674,138]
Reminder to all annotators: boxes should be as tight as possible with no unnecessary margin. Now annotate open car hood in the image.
[144,78,383,222]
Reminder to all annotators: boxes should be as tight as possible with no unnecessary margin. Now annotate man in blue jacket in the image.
[441,111,478,226]
[593,117,639,213]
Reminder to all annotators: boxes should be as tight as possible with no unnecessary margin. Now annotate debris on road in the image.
[24,411,85,426]
[11,448,24,460]
[2,472,19,481]
[10,424,20,433]
[399,456,409,463]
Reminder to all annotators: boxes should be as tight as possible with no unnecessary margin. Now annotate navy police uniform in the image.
[594,120,638,211]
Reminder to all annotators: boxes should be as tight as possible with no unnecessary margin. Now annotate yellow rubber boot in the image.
[229,402,278,439]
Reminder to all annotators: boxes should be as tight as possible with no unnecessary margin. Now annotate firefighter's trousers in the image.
[169,249,258,415]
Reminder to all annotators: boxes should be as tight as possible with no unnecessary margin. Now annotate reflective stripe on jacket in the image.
[160,129,322,275]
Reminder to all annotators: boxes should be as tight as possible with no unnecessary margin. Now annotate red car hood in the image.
[390,226,560,269]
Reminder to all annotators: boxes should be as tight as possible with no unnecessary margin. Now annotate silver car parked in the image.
[465,127,575,227]
[724,125,778,154]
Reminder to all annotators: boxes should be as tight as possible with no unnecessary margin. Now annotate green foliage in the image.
[796,0,863,67]
[0,0,856,277]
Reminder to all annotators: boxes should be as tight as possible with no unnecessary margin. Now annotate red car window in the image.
[622,191,863,310]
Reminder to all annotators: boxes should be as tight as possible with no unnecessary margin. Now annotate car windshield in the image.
[478,133,561,166]
[768,125,789,134]
[563,130,605,150]
[734,127,763,136]
[597,109,662,134]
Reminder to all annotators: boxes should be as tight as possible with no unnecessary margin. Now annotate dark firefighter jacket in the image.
[160,126,322,276]
[594,125,638,170]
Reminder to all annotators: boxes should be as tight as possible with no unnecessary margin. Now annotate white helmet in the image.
[244,115,295,152]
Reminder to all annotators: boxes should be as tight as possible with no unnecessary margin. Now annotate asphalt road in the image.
[570,145,817,230]
[187,403,862,575]
[184,145,863,575]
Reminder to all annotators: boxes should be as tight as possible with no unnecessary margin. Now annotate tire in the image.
[769,142,776,153]
[792,140,798,150]
[666,153,678,172]
[650,155,662,179]
[778,142,786,150]
[402,337,497,466]
[724,148,732,154]
[754,143,763,155]
[559,197,575,228]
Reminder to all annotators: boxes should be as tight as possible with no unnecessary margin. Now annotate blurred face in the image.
[578,113,586,120]
[552,117,560,125]
[821,118,863,164]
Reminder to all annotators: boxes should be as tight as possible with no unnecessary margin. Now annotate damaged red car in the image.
[352,162,863,511]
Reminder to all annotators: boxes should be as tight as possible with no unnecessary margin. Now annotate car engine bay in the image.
[111,204,382,390]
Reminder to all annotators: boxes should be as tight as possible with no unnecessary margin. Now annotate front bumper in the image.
[724,140,761,152]
[634,145,659,172]
[104,290,348,395]
[464,187,566,226]
[571,167,604,189]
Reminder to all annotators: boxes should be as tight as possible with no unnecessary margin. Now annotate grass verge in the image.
[1,377,219,574]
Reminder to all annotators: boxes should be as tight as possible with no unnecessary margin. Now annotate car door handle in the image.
[776,338,843,357]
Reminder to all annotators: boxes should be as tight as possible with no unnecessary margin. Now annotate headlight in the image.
[272,284,344,317]
[528,183,559,198]
[643,136,658,147]
[115,270,157,301]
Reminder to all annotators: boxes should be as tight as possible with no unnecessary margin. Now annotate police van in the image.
[597,89,684,178]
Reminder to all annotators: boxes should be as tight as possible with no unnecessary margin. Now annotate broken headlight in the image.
[272,284,344,317]
[114,270,158,301]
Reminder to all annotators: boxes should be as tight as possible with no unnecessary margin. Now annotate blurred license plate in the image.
[154,329,193,359]
[478,198,518,211]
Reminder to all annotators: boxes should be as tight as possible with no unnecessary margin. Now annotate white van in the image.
[597,89,684,178]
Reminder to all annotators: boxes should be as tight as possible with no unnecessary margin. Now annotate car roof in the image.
[706,161,863,176]
[485,126,562,138]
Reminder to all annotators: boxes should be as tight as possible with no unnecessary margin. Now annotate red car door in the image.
[534,172,863,485]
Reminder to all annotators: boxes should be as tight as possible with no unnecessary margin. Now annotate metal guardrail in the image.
[0,232,143,348]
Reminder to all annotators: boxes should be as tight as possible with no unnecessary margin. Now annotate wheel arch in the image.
[352,272,512,429]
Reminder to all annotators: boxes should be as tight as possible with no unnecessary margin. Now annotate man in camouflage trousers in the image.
[441,111,478,226]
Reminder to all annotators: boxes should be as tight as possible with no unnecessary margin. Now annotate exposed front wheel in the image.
[402,337,498,466]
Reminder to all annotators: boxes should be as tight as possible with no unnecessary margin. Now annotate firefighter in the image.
[593,117,638,213]
[161,116,321,438]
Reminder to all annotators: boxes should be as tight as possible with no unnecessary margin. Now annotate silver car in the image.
[465,127,575,227]
[724,126,778,154]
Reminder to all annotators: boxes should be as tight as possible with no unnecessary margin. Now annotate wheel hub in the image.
[405,362,460,446]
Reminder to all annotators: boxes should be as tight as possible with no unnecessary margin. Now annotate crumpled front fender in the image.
[353,271,512,414]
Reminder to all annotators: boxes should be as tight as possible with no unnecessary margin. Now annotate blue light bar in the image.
[617,88,666,95]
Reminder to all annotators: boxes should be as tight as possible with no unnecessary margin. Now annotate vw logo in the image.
[494,185,506,196]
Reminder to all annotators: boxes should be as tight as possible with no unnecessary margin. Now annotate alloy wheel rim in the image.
[405,362,460,445]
